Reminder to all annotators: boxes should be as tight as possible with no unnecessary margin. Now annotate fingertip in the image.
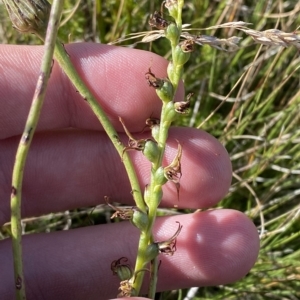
[194,209,260,284]
[0,43,184,138]
[64,43,184,132]
[155,210,259,290]
[161,128,232,208]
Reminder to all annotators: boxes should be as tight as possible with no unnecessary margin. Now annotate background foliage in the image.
[0,0,300,299]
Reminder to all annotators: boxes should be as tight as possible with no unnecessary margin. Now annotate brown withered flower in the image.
[149,11,169,30]
[109,205,134,220]
[118,279,136,298]
[145,117,161,129]
[174,92,193,114]
[145,68,164,89]
[164,142,183,200]
[156,222,183,255]
[119,117,153,159]
[179,39,195,53]
[140,117,161,133]
[105,196,134,220]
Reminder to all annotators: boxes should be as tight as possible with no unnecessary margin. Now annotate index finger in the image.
[0,43,183,139]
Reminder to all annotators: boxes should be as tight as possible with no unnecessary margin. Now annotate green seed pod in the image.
[167,61,183,87]
[156,79,174,103]
[173,44,191,67]
[116,264,133,281]
[165,22,180,44]
[163,101,177,123]
[154,167,168,186]
[151,124,160,142]
[144,243,159,262]
[111,257,133,281]
[143,140,159,164]
[131,208,149,232]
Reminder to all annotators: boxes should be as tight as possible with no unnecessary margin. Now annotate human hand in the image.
[0,43,259,300]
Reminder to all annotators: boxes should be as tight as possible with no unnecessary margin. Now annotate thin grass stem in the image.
[10,1,64,299]
[52,41,146,213]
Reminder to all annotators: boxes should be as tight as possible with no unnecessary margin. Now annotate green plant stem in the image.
[52,41,146,213]
[176,1,184,31]
[148,256,159,298]
[10,1,64,299]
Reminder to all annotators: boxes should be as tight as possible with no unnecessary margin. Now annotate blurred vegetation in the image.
[0,0,300,299]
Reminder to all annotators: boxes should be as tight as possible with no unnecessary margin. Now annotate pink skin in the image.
[0,44,259,300]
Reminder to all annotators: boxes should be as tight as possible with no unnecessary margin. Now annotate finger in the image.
[0,127,232,224]
[0,210,259,300]
[0,44,184,139]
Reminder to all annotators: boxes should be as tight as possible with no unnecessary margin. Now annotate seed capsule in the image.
[173,44,191,66]
[165,22,180,44]
[156,79,174,103]
[143,140,159,164]
[163,101,177,123]
[144,243,159,262]
[111,257,133,281]
[131,208,149,232]
[154,167,168,186]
